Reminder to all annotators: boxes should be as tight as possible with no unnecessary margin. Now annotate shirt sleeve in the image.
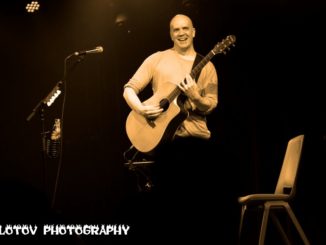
[193,61,218,115]
[123,52,161,94]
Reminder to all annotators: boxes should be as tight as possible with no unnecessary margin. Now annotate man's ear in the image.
[192,28,196,38]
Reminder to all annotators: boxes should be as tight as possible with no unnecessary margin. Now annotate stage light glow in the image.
[26,1,40,13]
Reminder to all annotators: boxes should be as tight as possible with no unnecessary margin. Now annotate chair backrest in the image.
[275,134,305,196]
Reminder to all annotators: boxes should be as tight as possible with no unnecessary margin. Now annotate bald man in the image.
[124,14,218,139]
[122,14,219,240]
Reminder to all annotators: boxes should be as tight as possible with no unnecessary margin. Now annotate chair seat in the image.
[238,193,290,204]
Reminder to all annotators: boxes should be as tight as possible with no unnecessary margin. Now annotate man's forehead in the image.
[170,15,193,28]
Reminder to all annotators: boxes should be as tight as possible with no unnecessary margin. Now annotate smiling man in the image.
[170,14,196,55]
[122,14,218,241]
[124,14,217,138]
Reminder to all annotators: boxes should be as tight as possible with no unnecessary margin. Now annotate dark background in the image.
[0,0,325,244]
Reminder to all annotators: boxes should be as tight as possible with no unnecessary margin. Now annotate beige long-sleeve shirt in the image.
[124,49,218,139]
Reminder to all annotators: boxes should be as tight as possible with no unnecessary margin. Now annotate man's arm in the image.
[123,87,163,119]
[179,74,216,113]
[123,87,144,114]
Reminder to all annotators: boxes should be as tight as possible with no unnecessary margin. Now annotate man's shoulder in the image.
[151,49,172,57]
[145,49,173,61]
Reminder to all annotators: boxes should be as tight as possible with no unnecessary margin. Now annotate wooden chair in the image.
[238,134,310,244]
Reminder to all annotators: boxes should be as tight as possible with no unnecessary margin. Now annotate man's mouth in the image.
[178,37,188,43]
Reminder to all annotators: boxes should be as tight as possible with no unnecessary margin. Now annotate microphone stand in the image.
[50,53,85,210]
[26,80,63,201]
[26,52,85,211]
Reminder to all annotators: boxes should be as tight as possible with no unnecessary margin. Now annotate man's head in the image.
[169,14,196,53]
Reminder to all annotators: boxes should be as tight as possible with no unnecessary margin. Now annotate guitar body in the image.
[126,87,188,154]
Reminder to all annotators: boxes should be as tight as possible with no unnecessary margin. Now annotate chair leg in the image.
[284,203,310,245]
[270,212,291,245]
[259,204,270,245]
[238,205,247,243]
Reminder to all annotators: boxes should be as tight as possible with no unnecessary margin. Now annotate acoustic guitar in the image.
[126,35,236,153]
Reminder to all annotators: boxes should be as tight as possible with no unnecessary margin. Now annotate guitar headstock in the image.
[212,35,236,55]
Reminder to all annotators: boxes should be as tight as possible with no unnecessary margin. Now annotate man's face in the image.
[170,16,195,51]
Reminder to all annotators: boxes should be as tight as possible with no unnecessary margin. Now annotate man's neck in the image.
[173,46,196,56]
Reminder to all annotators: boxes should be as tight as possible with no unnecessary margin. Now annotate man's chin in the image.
[178,44,190,50]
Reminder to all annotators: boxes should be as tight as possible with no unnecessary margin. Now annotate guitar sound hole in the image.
[159,99,170,112]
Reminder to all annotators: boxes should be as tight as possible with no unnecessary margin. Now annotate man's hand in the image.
[137,104,163,120]
[178,74,213,112]
[123,87,163,119]
[178,74,201,101]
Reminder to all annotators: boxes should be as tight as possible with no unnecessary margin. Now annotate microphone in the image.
[74,46,104,56]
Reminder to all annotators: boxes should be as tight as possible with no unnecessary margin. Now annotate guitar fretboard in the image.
[190,51,215,79]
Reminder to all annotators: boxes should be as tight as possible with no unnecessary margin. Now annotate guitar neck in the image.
[190,51,215,79]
